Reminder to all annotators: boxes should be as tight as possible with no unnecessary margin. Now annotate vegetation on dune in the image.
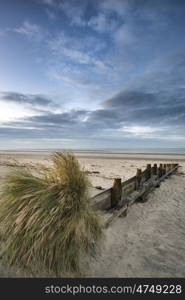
[0,152,102,276]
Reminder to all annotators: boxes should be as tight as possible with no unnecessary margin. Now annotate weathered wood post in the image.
[153,163,157,175]
[135,168,142,190]
[158,163,163,177]
[161,164,164,175]
[164,164,167,174]
[111,178,122,208]
[157,165,159,177]
[147,164,151,179]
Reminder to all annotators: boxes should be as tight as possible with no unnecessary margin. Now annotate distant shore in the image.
[0,150,185,161]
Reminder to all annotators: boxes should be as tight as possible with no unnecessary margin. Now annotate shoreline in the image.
[1,149,185,156]
[1,151,185,190]
[1,151,185,162]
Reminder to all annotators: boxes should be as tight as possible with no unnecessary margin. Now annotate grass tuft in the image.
[0,152,102,276]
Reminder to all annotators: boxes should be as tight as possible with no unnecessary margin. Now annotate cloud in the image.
[0,91,60,124]
[104,90,155,109]
[59,0,87,26]
[120,125,163,138]
[0,109,92,142]
[48,31,103,65]
[1,92,54,107]
[13,21,43,40]
[1,0,185,148]
[28,110,88,125]
[49,73,95,88]
[88,12,118,33]
[42,0,87,26]
[102,88,185,127]
[2,47,185,142]
[47,30,110,87]
[1,86,185,144]
[100,0,131,16]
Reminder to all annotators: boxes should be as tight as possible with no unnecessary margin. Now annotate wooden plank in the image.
[91,188,111,210]
[152,163,157,175]
[147,164,151,179]
[141,168,148,183]
[122,176,136,198]
[135,168,142,189]
[158,163,163,177]
[111,178,122,208]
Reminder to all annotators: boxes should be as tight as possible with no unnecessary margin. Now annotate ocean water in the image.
[1,148,185,155]
[94,148,185,155]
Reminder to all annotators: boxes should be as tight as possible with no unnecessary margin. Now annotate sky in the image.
[0,0,185,149]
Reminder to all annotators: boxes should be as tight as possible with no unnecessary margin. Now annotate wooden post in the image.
[157,165,160,177]
[147,164,151,179]
[164,164,167,174]
[153,163,157,175]
[160,164,164,175]
[111,178,122,208]
[135,168,142,190]
[158,163,163,177]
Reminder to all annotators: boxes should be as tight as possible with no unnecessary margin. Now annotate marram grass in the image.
[0,152,102,276]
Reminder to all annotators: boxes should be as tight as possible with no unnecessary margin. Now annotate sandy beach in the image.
[0,151,185,277]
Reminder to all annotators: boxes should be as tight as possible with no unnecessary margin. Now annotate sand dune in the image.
[0,151,185,277]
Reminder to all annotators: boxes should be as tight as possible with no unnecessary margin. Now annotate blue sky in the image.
[0,0,185,149]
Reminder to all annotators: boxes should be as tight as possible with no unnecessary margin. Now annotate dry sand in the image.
[0,151,185,277]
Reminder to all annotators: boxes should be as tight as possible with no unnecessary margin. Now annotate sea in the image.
[1,148,185,155]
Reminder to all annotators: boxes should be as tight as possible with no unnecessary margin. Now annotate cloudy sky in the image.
[0,0,185,149]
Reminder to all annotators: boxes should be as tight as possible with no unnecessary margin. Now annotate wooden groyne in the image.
[91,163,179,227]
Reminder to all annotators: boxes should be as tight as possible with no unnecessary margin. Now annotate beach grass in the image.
[0,152,102,276]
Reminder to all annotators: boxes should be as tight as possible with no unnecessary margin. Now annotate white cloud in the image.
[49,37,91,64]
[0,100,38,123]
[100,0,131,17]
[120,126,162,137]
[48,31,109,70]
[48,72,92,88]
[88,12,118,33]
[59,1,86,26]
[14,21,43,40]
